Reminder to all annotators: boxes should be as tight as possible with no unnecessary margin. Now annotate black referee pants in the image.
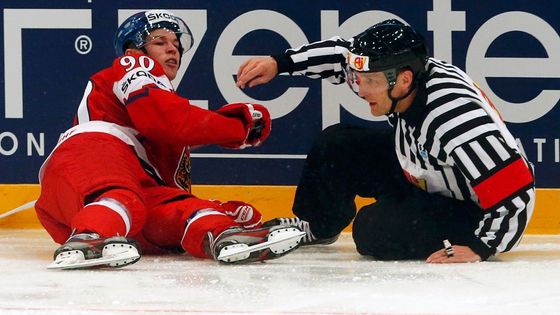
[292,124,482,260]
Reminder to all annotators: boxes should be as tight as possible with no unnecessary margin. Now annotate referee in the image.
[236,20,535,263]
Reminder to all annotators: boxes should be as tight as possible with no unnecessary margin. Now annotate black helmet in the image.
[346,19,428,88]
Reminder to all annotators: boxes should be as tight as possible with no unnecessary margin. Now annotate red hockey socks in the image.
[71,188,146,237]
[181,209,238,258]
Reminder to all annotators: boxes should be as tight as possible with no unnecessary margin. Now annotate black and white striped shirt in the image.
[275,36,535,257]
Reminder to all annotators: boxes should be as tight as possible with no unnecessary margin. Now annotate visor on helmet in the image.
[345,66,391,95]
[139,11,193,54]
[114,10,194,56]
[345,51,391,95]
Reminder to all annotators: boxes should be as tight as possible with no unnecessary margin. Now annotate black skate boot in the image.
[207,225,305,264]
[48,233,141,270]
[263,217,339,246]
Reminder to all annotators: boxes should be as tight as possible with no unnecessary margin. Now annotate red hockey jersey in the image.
[72,53,247,192]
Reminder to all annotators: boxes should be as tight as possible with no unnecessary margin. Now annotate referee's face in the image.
[357,70,415,116]
[356,72,392,116]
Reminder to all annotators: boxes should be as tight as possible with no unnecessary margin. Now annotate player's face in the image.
[356,72,393,116]
[143,29,181,80]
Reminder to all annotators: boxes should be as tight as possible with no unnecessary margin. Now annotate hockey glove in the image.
[219,200,263,229]
[216,103,271,149]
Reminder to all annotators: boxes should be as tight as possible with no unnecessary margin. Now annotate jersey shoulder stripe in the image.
[111,54,173,104]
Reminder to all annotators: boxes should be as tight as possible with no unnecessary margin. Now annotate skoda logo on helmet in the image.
[146,10,178,25]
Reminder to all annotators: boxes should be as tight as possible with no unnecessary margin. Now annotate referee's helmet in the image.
[346,19,428,93]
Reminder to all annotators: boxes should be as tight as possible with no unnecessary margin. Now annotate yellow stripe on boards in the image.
[0,184,42,229]
[1,184,558,234]
[525,188,560,234]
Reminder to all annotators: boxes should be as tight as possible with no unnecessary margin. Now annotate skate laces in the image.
[277,218,316,243]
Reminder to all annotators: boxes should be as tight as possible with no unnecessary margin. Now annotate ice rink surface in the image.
[0,229,559,315]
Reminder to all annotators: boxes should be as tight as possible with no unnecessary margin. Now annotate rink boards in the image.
[1,1,560,187]
[1,184,558,234]
[0,0,559,235]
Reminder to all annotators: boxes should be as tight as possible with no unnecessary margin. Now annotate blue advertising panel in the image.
[0,0,559,186]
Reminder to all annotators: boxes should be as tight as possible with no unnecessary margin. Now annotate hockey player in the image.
[236,20,535,263]
[35,10,304,270]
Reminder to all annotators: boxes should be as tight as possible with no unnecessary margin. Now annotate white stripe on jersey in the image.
[428,108,492,158]
[442,123,499,157]
[487,135,511,161]
[442,166,461,199]
[454,146,481,179]
[426,87,480,105]
[477,208,502,243]
[113,67,173,104]
[77,80,93,124]
[426,76,471,89]
[469,141,496,170]
[495,196,524,252]
[418,98,471,145]
[399,119,413,162]
[291,46,335,63]
[523,187,536,233]
[288,36,350,84]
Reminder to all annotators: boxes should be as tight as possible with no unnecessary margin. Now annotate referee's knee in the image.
[314,124,345,147]
[352,203,384,257]
[308,124,350,159]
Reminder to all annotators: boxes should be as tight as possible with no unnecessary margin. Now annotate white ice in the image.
[1,229,559,315]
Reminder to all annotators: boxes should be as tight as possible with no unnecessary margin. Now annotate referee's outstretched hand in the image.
[426,245,481,263]
[237,57,278,89]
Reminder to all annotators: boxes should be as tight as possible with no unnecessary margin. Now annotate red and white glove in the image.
[216,103,271,149]
[219,200,263,229]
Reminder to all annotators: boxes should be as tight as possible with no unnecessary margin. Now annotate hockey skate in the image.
[208,225,305,264]
[263,217,339,246]
[47,233,141,270]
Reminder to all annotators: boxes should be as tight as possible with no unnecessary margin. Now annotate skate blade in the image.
[217,227,305,263]
[47,245,140,270]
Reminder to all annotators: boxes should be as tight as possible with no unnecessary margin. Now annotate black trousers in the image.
[293,124,482,260]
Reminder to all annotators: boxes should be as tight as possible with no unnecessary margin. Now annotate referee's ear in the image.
[397,69,414,89]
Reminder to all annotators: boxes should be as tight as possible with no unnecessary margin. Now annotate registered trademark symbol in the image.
[75,35,92,54]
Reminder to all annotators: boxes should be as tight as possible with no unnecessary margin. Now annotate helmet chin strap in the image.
[386,87,400,115]
[385,79,417,115]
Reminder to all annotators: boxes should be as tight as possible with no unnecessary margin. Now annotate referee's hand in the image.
[426,245,481,263]
[237,57,278,89]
